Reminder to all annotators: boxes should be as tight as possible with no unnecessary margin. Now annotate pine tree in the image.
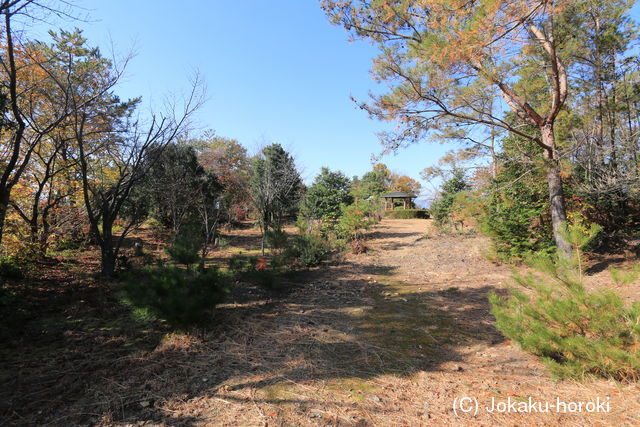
[490,219,640,381]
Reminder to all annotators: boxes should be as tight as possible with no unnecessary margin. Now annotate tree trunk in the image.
[608,76,618,171]
[0,191,9,248]
[100,219,117,277]
[29,220,40,255]
[101,244,116,277]
[541,124,572,259]
[40,220,50,254]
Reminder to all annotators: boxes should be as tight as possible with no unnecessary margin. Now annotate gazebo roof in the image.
[380,191,416,198]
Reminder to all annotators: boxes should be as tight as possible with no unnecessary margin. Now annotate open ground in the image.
[2,219,640,426]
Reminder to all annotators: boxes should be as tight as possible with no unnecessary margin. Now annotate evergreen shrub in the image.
[285,234,332,267]
[122,266,229,329]
[490,221,640,381]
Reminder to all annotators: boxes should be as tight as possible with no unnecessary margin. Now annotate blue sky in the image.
[28,0,453,201]
[28,1,640,202]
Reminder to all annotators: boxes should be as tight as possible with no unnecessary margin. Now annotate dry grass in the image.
[1,219,640,425]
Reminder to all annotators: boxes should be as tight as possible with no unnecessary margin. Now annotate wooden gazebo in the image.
[380,191,416,210]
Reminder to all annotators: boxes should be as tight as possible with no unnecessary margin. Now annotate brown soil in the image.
[2,219,639,426]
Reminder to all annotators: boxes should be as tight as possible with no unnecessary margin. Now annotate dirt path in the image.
[3,219,640,426]
[149,219,639,426]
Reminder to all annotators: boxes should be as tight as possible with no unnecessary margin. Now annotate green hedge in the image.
[384,209,430,219]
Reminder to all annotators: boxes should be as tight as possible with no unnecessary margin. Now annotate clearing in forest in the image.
[2,219,640,426]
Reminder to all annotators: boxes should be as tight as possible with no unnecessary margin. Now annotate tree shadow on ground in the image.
[367,231,423,240]
[137,266,505,424]
[220,231,262,252]
[222,264,506,390]
[585,256,630,275]
[0,269,170,425]
[1,241,507,426]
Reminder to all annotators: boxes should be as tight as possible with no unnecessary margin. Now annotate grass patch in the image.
[262,382,297,401]
[327,378,378,401]
[355,280,459,373]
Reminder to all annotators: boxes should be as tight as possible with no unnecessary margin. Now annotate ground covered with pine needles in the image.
[2,219,640,425]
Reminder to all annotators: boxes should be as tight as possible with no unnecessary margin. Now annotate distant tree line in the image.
[323,0,640,259]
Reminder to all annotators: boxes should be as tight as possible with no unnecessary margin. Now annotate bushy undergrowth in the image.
[431,169,468,228]
[490,221,640,381]
[264,227,289,253]
[167,232,201,266]
[228,231,334,289]
[478,136,555,259]
[285,233,332,267]
[384,209,430,219]
[0,256,23,280]
[121,266,229,329]
[53,238,85,252]
[228,254,280,289]
[231,199,380,290]
[228,254,259,274]
[334,201,381,254]
[336,203,376,241]
[481,187,554,260]
[610,263,640,285]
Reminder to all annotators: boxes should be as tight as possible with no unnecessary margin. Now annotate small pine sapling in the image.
[490,219,640,381]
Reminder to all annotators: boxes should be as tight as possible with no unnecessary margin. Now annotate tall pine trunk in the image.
[541,124,571,259]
